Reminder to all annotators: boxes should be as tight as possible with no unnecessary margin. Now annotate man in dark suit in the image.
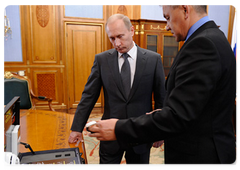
[68,14,166,164]
[89,6,236,164]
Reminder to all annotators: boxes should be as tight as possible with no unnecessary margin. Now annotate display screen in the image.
[27,157,80,164]
[19,148,84,164]
[4,97,20,152]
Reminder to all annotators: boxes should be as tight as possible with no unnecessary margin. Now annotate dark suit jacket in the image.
[71,45,166,154]
[115,21,236,163]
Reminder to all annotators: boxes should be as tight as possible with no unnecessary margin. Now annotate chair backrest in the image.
[4,77,32,109]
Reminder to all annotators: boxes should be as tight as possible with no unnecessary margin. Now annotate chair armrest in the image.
[30,92,55,111]
[38,96,46,100]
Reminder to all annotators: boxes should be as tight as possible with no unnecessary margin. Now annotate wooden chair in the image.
[4,71,55,111]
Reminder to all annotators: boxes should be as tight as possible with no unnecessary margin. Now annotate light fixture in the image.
[4,9,12,40]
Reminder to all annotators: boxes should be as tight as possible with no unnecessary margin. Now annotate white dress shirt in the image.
[118,42,137,87]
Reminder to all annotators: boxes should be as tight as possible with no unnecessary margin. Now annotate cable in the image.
[20,142,35,155]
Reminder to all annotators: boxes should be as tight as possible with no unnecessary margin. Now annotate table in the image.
[19,110,87,164]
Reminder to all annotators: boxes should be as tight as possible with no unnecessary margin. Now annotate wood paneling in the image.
[30,5,57,63]
[36,73,56,100]
[31,68,63,106]
[107,5,141,20]
[4,6,66,111]
[66,23,104,108]
[5,5,142,111]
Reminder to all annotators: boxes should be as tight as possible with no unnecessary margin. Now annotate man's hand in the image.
[88,119,118,141]
[146,108,162,115]
[68,131,83,143]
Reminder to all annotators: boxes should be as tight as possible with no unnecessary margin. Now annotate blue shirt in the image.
[185,16,210,41]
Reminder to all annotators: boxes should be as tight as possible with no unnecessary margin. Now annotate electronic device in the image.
[12,125,21,155]
[4,97,20,153]
[5,152,20,164]
[6,125,14,152]
[86,121,97,133]
[5,125,20,156]
[19,148,84,164]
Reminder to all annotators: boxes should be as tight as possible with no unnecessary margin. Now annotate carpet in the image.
[82,114,165,164]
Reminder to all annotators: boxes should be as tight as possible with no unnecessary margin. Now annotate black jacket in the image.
[115,21,236,163]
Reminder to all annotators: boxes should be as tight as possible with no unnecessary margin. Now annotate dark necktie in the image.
[121,53,131,98]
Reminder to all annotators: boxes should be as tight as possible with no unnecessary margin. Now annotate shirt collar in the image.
[118,42,137,60]
[185,16,210,41]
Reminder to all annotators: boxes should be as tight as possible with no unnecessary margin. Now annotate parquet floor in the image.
[68,107,164,164]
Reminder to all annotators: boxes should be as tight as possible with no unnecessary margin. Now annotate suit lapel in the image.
[107,49,126,99]
[107,46,149,101]
[128,46,147,101]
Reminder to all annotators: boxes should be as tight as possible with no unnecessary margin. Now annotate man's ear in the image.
[130,26,134,36]
[182,5,189,19]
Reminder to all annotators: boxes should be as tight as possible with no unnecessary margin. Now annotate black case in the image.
[18,147,85,164]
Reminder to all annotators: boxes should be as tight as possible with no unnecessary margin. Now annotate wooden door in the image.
[66,23,104,109]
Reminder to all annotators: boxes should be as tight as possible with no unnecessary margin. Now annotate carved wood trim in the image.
[36,5,49,27]
[117,5,128,16]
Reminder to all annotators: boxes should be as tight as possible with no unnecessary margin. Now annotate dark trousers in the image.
[99,147,150,164]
